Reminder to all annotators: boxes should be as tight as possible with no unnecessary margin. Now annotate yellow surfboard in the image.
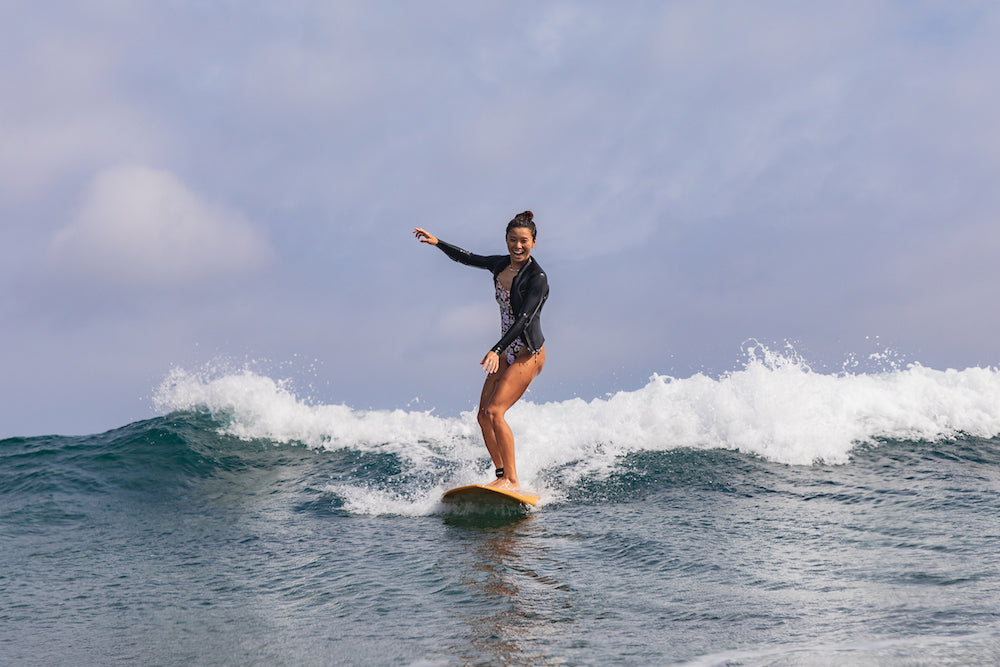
[442,484,540,508]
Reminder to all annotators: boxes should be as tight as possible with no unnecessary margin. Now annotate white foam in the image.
[154,366,479,463]
[326,482,450,517]
[153,349,1000,514]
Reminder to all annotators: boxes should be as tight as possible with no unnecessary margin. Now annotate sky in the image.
[4,1,1000,437]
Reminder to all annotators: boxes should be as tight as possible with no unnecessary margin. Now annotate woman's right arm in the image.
[413,229,496,270]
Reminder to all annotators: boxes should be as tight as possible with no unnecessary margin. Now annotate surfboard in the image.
[442,484,540,508]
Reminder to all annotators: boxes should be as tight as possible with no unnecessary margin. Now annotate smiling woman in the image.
[413,211,549,493]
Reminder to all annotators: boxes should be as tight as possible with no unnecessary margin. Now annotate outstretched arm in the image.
[415,230,501,271]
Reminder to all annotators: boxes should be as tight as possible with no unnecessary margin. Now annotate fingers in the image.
[412,228,438,245]
[481,351,500,374]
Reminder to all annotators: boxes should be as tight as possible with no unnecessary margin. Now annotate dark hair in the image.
[506,210,536,240]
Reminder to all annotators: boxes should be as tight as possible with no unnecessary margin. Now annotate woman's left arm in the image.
[485,270,548,365]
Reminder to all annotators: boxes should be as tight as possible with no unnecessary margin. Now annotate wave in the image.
[141,346,1000,515]
[8,346,998,520]
[154,348,1000,462]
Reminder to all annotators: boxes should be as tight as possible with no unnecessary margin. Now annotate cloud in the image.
[7,1,1000,436]
[50,164,272,288]
[0,30,165,205]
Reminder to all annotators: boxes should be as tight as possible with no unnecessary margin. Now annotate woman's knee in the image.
[483,403,506,424]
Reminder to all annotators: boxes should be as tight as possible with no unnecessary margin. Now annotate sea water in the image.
[2,348,999,665]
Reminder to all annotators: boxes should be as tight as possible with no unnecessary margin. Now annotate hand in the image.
[413,228,438,245]
[481,351,500,374]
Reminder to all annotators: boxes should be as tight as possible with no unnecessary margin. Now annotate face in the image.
[506,227,535,264]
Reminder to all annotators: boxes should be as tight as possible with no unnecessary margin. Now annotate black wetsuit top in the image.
[435,240,549,358]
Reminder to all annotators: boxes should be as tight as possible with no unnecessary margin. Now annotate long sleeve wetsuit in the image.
[435,240,549,358]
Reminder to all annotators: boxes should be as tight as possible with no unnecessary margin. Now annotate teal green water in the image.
[3,412,999,665]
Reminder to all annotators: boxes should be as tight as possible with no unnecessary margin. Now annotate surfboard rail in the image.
[442,484,540,507]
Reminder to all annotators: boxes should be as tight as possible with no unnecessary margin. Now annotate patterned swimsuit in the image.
[494,278,525,364]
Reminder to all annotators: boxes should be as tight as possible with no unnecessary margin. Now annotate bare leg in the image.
[476,354,511,471]
[480,346,545,491]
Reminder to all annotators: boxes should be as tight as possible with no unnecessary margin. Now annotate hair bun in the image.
[506,210,538,240]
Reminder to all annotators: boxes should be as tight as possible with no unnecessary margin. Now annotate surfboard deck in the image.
[442,484,540,507]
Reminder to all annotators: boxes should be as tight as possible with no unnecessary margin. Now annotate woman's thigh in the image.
[487,347,545,412]
[478,355,511,412]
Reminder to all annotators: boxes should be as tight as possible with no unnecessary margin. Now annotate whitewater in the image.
[5,346,1000,665]
[152,346,1000,513]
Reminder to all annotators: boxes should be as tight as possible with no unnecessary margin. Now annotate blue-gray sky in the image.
[4,1,1000,436]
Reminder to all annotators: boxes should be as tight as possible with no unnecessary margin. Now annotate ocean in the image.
[3,348,1000,665]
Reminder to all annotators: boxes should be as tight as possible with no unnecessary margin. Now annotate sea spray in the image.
[152,349,1000,513]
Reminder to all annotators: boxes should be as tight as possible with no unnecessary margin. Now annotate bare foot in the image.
[486,477,520,492]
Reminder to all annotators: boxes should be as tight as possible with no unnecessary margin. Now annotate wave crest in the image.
[153,350,1000,471]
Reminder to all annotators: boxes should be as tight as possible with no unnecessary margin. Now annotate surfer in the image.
[413,211,549,492]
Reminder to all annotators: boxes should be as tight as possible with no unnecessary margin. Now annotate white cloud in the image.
[0,34,165,205]
[8,1,1000,435]
[50,164,272,288]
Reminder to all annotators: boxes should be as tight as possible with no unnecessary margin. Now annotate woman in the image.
[413,211,549,492]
